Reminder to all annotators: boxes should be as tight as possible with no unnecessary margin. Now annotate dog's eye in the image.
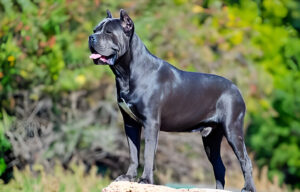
[105,30,112,34]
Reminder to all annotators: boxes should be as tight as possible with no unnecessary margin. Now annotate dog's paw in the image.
[138,177,152,184]
[115,174,136,182]
[241,187,256,192]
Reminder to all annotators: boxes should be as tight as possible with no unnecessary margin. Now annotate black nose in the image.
[89,35,96,43]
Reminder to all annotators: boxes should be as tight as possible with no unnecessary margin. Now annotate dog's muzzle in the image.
[88,35,118,65]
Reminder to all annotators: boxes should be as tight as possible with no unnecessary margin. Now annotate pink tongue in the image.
[89,53,101,59]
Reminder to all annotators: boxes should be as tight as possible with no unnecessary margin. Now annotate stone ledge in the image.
[102,181,232,192]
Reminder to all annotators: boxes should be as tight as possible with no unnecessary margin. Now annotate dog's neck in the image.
[110,33,160,99]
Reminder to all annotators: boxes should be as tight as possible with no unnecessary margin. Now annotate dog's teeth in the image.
[100,57,108,63]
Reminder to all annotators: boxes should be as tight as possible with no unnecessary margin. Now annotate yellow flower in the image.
[75,74,86,85]
[226,13,236,27]
[231,31,244,45]
[192,5,204,13]
[20,70,28,78]
[7,56,15,62]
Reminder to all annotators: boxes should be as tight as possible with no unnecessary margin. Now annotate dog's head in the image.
[88,9,134,65]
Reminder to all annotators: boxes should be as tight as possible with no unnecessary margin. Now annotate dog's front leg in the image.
[139,119,159,184]
[115,111,141,182]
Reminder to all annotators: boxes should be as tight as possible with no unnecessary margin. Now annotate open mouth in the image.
[89,47,117,65]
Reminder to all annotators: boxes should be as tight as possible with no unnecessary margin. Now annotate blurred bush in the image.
[0,0,109,96]
[0,0,299,190]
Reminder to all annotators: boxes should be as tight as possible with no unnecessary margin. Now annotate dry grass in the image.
[0,161,297,192]
[225,159,295,192]
[0,161,110,192]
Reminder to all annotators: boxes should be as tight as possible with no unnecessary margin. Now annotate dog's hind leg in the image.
[202,127,226,189]
[223,111,256,192]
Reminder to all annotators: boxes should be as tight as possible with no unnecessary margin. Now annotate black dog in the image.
[88,9,256,192]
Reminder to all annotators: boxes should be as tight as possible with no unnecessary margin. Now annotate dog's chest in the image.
[118,98,139,122]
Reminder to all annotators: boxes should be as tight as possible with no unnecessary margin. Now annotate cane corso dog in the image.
[88,9,256,192]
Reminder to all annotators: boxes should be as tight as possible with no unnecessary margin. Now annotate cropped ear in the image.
[106,9,112,18]
[120,9,134,35]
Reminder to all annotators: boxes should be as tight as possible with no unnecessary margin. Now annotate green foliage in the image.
[222,0,300,187]
[0,110,12,176]
[0,0,108,98]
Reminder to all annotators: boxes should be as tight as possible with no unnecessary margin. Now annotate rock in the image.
[102,181,232,192]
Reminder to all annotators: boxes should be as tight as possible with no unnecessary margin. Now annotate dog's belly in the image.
[160,119,204,132]
[160,116,216,132]
[159,82,223,132]
[160,104,218,132]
